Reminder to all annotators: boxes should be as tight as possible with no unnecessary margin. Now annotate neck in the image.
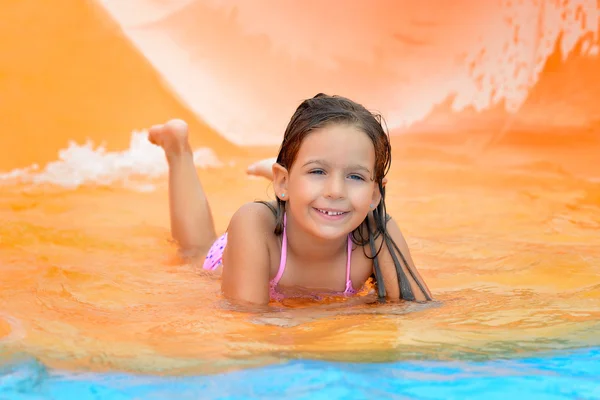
[284,213,348,265]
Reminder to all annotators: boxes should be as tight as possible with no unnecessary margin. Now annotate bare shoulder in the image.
[366,213,433,302]
[227,201,277,233]
[221,201,277,305]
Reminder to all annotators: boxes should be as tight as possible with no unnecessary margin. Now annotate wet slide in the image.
[1,0,600,399]
[101,0,599,147]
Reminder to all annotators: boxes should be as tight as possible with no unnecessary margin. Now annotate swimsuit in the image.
[203,213,357,300]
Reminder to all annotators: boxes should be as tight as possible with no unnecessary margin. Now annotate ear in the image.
[272,163,289,201]
[370,179,384,208]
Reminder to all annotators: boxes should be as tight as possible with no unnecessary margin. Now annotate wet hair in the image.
[258,93,431,302]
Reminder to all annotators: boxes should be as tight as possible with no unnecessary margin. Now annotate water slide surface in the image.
[1,0,599,383]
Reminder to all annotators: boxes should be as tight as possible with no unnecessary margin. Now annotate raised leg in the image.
[149,119,217,256]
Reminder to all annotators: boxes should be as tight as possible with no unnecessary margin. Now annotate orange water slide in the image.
[2,0,599,171]
[0,0,241,172]
[101,0,599,145]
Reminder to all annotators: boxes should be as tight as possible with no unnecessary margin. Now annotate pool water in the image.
[2,347,599,399]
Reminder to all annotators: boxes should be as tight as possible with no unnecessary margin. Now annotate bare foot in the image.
[246,157,277,181]
[148,119,191,159]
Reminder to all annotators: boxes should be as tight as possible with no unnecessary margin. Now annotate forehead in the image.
[295,124,375,166]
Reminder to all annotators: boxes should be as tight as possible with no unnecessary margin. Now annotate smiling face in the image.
[276,123,381,240]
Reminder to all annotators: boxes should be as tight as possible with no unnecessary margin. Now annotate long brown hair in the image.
[259,93,431,302]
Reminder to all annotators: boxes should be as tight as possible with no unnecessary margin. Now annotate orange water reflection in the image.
[1,0,599,375]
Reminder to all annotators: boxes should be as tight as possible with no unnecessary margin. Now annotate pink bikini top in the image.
[269,213,357,301]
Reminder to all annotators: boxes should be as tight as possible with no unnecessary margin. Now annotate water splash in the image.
[456,0,599,114]
[0,131,222,191]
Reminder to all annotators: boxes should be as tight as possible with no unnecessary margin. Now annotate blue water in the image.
[1,347,599,400]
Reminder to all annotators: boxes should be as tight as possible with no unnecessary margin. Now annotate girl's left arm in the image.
[376,216,433,302]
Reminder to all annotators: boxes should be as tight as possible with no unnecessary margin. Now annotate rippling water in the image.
[2,1,600,398]
[1,136,599,376]
[1,347,599,399]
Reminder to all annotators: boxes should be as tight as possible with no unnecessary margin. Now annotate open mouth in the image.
[314,208,349,217]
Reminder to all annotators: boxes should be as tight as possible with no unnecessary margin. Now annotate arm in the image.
[221,203,272,306]
[377,217,433,302]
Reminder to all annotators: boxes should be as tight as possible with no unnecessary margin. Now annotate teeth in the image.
[317,209,345,216]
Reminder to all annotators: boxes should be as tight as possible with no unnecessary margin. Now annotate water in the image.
[2,0,600,398]
[1,348,599,399]
[1,136,599,386]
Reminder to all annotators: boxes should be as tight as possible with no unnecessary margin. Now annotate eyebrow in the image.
[302,159,372,175]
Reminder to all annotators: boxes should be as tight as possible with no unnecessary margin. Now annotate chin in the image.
[315,226,347,238]
[310,214,365,240]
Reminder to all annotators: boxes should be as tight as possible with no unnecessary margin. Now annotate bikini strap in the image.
[272,213,354,293]
[271,213,287,285]
[344,234,354,292]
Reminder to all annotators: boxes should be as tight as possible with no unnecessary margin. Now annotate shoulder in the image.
[380,215,406,250]
[227,201,277,234]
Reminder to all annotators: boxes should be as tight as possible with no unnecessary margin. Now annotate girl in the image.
[149,94,432,306]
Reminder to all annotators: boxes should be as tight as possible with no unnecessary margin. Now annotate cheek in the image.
[350,183,376,204]
[289,177,318,200]
[348,188,372,210]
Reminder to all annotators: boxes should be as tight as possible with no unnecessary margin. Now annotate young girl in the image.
[148,94,432,305]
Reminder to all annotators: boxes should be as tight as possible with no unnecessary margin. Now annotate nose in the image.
[324,174,346,200]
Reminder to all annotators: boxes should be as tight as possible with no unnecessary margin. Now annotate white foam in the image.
[0,131,222,191]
